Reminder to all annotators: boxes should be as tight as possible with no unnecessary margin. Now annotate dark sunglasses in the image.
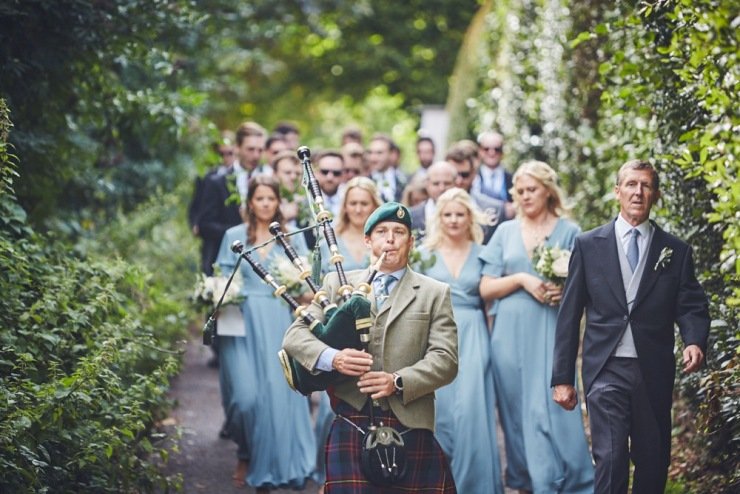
[319,169,343,177]
[343,168,361,175]
[458,171,472,179]
[219,150,234,156]
[481,146,503,153]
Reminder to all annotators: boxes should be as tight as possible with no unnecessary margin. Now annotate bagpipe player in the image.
[282,202,459,493]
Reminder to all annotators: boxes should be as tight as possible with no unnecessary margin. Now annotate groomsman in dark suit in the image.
[472,131,515,220]
[445,144,506,244]
[368,134,408,203]
[551,159,710,494]
[409,161,457,241]
[188,132,235,240]
[196,124,263,275]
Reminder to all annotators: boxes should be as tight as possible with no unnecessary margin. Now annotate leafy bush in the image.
[0,101,189,492]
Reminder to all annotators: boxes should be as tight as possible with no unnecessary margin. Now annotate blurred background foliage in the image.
[0,0,736,491]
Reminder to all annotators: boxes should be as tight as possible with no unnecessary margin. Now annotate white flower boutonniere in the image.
[654,247,673,271]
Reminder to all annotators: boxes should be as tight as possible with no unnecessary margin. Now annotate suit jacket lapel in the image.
[596,222,629,310]
[633,222,666,308]
[382,269,419,328]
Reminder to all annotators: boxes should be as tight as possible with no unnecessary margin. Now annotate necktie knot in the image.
[627,228,640,272]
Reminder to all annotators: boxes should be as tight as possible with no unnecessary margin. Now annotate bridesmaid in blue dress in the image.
[420,188,504,494]
[479,161,593,493]
[314,176,382,491]
[216,176,316,492]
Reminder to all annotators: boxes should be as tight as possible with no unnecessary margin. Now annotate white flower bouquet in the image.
[532,244,571,285]
[269,255,311,299]
[192,271,245,312]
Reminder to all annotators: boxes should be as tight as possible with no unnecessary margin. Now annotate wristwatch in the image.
[392,372,404,395]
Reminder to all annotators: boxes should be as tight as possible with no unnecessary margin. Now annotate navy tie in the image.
[627,229,640,272]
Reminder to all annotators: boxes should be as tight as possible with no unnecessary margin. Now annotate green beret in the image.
[364,202,412,235]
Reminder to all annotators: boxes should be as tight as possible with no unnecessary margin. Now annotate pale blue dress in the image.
[420,244,504,494]
[313,234,371,485]
[479,218,594,493]
[318,235,370,278]
[216,224,316,489]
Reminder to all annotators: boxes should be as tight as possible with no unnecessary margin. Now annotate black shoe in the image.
[219,424,230,439]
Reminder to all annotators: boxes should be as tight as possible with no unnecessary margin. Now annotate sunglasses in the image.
[219,150,234,156]
[481,146,503,153]
[458,171,472,179]
[319,169,343,177]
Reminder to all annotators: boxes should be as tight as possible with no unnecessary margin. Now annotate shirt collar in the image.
[377,267,407,281]
[615,214,650,238]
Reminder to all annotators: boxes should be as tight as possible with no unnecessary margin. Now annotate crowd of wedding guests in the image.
[188,120,708,493]
[188,120,589,493]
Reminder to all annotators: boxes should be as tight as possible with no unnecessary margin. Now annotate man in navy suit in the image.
[551,159,710,493]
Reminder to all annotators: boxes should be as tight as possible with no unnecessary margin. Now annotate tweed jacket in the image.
[283,267,458,431]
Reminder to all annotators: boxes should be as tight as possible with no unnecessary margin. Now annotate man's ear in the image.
[364,235,372,249]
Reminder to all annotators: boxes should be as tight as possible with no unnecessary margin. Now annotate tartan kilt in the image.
[325,401,457,493]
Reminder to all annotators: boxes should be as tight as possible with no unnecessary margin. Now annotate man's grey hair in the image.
[616,159,660,190]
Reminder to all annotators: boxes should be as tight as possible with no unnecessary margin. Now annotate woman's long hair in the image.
[335,176,383,234]
[246,175,284,245]
[423,188,485,250]
[510,160,571,218]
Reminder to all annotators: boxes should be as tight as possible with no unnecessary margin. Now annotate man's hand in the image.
[682,344,704,373]
[358,371,395,400]
[332,349,373,376]
[552,384,577,410]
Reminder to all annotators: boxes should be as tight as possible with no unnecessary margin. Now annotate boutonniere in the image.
[654,247,673,271]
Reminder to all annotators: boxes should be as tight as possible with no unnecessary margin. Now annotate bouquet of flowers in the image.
[269,255,311,299]
[532,244,571,285]
[192,270,245,313]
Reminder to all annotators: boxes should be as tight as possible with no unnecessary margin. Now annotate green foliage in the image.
[0,105,188,492]
[186,0,477,132]
[301,86,420,168]
[0,100,18,197]
[0,0,206,226]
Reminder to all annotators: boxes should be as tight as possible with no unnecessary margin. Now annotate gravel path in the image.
[160,334,320,493]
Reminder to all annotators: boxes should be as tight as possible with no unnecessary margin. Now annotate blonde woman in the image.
[420,188,504,494]
[216,176,315,492]
[478,161,593,493]
[319,176,383,273]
